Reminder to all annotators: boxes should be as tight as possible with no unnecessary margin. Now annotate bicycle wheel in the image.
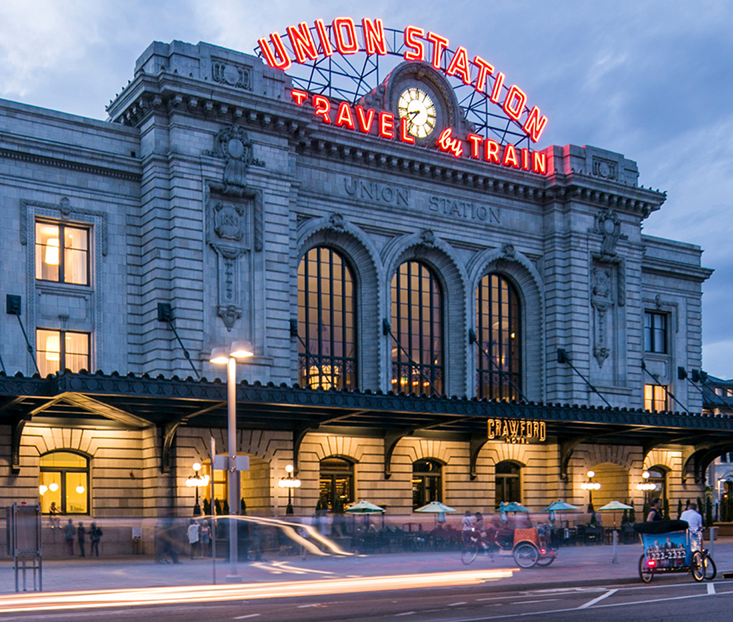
[703,553,717,581]
[638,554,653,583]
[691,551,705,582]
[536,555,555,567]
[513,543,539,568]
[461,543,479,565]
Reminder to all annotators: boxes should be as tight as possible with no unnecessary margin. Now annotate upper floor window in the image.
[391,261,443,395]
[297,247,357,390]
[476,274,522,400]
[35,221,89,285]
[645,384,668,412]
[644,311,667,354]
[36,328,90,376]
[39,451,89,515]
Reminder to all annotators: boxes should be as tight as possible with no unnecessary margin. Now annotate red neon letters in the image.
[290,91,547,175]
[260,19,548,142]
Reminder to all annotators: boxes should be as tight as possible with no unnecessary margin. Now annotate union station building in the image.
[1,20,730,524]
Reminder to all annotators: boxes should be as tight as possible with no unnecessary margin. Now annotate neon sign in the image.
[259,19,549,174]
[488,418,547,444]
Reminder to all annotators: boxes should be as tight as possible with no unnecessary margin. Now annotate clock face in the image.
[398,87,437,139]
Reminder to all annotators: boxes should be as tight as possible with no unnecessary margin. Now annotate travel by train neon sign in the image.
[258,18,549,175]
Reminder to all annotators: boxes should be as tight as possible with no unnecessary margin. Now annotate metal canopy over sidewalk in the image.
[2,370,733,481]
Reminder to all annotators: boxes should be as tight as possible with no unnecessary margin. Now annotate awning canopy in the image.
[2,370,733,481]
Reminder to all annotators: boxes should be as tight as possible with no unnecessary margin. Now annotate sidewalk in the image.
[2,538,732,596]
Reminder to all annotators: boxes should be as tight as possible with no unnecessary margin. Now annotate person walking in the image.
[646,498,663,522]
[681,502,703,532]
[187,519,200,559]
[90,522,103,556]
[49,502,61,529]
[64,519,75,556]
[77,522,87,557]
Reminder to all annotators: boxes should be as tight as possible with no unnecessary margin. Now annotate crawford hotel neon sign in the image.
[258,18,548,175]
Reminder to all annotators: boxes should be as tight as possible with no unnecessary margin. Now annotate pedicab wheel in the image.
[704,554,717,581]
[513,543,539,568]
[461,543,479,565]
[536,555,555,567]
[691,551,705,582]
[638,554,653,583]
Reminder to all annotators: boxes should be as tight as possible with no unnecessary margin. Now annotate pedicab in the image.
[634,519,716,583]
[461,503,558,568]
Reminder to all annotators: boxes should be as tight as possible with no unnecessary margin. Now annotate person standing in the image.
[49,502,61,529]
[90,522,103,556]
[199,520,211,558]
[646,498,663,522]
[77,522,87,557]
[187,519,200,559]
[64,519,75,556]
[681,502,703,532]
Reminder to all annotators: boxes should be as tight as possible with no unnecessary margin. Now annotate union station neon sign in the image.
[258,18,549,175]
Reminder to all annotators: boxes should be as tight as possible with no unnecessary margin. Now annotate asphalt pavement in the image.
[2,536,733,596]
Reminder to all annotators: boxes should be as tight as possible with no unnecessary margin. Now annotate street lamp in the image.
[278,464,301,515]
[209,339,253,581]
[580,470,601,511]
[186,462,210,516]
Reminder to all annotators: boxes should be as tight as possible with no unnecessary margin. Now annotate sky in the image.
[1,0,732,378]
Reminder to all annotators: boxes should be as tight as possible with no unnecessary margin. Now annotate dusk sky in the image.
[2,0,732,378]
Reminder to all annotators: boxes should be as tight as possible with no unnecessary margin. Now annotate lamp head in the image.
[193,462,201,472]
[209,347,229,365]
[230,340,254,359]
[587,470,595,479]
[642,471,650,479]
[285,464,294,474]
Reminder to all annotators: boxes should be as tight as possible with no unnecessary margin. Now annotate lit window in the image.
[476,274,521,400]
[644,312,667,354]
[495,461,522,505]
[412,459,442,510]
[39,451,89,515]
[297,247,357,390]
[644,384,668,411]
[319,457,354,512]
[35,221,89,285]
[391,261,443,395]
[36,329,90,376]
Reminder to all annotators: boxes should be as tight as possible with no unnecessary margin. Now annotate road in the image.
[1,577,732,621]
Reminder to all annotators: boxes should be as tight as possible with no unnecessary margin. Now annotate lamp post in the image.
[186,462,209,516]
[580,470,601,511]
[209,340,253,581]
[278,464,301,515]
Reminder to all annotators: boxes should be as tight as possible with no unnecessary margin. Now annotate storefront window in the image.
[39,451,89,514]
[36,329,90,376]
[297,247,357,390]
[319,457,354,511]
[495,461,521,505]
[412,459,442,509]
[35,221,89,285]
[476,274,521,400]
[391,261,443,395]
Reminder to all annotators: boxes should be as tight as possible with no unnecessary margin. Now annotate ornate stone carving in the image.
[206,125,264,189]
[211,59,252,90]
[420,229,436,246]
[213,202,245,241]
[501,243,516,259]
[591,266,613,368]
[592,157,618,181]
[329,213,345,230]
[590,208,627,259]
[217,305,242,331]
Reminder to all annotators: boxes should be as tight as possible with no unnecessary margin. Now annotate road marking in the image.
[297,603,323,608]
[395,612,416,616]
[448,602,468,606]
[578,589,617,609]
[513,599,559,605]
[708,583,716,595]
[234,615,261,620]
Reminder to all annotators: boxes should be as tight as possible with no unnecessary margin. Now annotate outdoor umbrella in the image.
[542,500,581,525]
[501,502,531,513]
[597,501,634,564]
[345,500,385,530]
[415,501,456,526]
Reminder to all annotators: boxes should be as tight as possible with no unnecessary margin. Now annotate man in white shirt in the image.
[680,502,703,532]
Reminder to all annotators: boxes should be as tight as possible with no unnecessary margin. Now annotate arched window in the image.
[391,261,443,395]
[644,466,668,507]
[297,247,357,390]
[495,461,521,505]
[39,451,89,514]
[319,457,354,511]
[476,274,521,400]
[412,459,443,509]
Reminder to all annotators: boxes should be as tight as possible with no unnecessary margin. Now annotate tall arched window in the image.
[495,460,521,505]
[297,247,357,389]
[476,274,521,400]
[39,451,89,514]
[412,459,443,509]
[391,261,443,395]
[319,457,354,511]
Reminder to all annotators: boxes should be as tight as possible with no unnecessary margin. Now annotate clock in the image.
[398,87,437,139]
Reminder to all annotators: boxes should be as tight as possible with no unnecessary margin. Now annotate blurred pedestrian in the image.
[199,519,211,557]
[90,522,103,556]
[49,502,61,529]
[462,510,475,544]
[64,519,75,556]
[154,517,180,564]
[77,522,87,557]
[187,519,200,559]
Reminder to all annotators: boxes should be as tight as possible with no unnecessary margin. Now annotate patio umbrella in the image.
[597,501,634,564]
[542,500,581,524]
[501,502,531,513]
[415,501,456,526]
[345,500,385,513]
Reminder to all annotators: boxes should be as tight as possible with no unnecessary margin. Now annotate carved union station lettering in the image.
[344,177,410,207]
[428,195,499,223]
